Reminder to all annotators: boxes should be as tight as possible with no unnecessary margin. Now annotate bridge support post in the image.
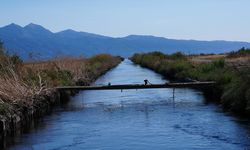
[173,88,175,106]
[81,93,84,107]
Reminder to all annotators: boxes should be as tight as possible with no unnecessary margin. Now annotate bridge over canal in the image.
[56,81,215,91]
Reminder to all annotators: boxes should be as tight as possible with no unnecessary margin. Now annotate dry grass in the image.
[190,54,226,60]
[0,60,42,107]
[0,55,122,110]
[0,42,122,114]
[189,54,226,65]
[0,66,50,111]
[189,54,250,69]
[0,76,36,104]
[25,56,88,81]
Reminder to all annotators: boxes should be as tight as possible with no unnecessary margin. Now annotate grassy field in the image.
[190,53,250,65]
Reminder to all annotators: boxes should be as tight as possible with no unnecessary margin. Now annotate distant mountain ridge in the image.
[0,23,250,60]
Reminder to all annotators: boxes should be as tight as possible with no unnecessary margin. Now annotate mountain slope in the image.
[0,23,250,59]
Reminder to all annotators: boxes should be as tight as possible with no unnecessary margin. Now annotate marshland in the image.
[1,0,250,149]
[1,43,250,149]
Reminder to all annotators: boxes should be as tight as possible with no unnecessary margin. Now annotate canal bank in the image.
[6,59,250,150]
[130,52,250,116]
[0,54,123,149]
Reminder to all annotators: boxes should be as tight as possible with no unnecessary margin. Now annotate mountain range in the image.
[0,23,250,60]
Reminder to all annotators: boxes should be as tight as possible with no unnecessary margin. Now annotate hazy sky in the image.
[1,0,250,42]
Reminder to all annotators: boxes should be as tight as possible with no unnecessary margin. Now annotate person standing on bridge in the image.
[144,79,149,85]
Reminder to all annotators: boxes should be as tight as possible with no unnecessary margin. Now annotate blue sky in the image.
[1,0,250,42]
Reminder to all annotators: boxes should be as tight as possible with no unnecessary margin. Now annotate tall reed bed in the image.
[0,44,122,115]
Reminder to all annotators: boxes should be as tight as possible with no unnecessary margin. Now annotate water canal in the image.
[8,59,250,149]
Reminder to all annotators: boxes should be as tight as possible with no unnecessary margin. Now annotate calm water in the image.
[8,59,250,150]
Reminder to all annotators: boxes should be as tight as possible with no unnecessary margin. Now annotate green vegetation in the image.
[227,47,250,58]
[131,51,250,115]
[132,52,192,80]
[0,42,122,115]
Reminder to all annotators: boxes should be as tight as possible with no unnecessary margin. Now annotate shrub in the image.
[222,79,248,112]
[212,59,225,68]
[170,52,187,60]
[227,47,250,58]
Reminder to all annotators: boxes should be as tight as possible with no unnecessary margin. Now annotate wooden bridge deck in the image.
[56,81,215,91]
